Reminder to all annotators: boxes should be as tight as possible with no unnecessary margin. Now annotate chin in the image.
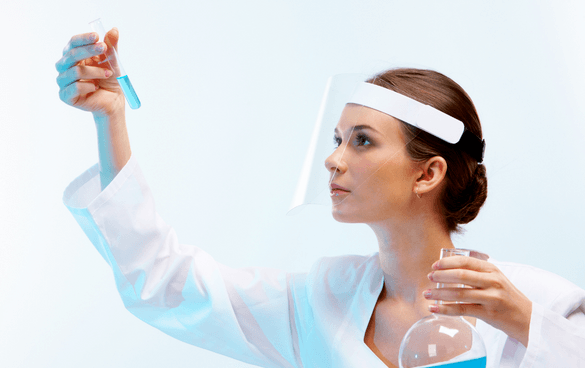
[331,199,392,224]
[331,205,365,223]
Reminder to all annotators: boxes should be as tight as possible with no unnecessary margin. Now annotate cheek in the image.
[346,151,414,206]
[367,165,414,204]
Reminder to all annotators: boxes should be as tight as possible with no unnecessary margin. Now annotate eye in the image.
[355,133,372,147]
[333,135,342,148]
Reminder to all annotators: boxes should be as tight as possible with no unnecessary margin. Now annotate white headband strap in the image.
[348,82,465,144]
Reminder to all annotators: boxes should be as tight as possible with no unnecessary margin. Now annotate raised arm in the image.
[55,28,131,189]
[57,29,308,368]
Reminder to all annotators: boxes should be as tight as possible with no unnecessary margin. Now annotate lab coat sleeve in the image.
[519,288,585,367]
[63,155,307,368]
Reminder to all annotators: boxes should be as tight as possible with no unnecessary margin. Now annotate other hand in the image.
[423,256,532,347]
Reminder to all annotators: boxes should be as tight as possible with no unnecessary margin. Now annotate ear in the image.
[414,156,447,196]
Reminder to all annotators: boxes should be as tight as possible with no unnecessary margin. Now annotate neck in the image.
[368,213,453,304]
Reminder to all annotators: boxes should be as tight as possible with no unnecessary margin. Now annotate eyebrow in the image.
[334,124,381,135]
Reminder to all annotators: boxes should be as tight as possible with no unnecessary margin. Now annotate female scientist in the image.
[55,29,585,367]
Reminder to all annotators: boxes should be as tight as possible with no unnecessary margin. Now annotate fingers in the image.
[62,32,97,56]
[424,287,488,304]
[55,41,108,73]
[58,80,98,105]
[432,255,494,272]
[424,287,486,317]
[428,268,492,289]
[428,302,483,317]
[55,27,121,72]
[104,27,119,50]
[56,65,112,89]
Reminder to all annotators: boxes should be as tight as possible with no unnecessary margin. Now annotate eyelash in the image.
[333,133,372,148]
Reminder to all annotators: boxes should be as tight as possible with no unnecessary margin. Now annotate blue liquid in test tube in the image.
[90,18,141,109]
[117,75,141,109]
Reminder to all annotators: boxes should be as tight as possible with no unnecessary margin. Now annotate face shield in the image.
[287,73,484,216]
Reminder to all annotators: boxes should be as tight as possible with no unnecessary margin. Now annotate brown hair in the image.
[368,68,487,233]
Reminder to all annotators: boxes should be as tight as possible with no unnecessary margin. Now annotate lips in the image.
[330,183,350,192]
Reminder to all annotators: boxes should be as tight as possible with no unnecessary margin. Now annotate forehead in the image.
[335,103,404,138]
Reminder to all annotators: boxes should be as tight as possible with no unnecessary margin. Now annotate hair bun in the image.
[371,68,487,233]
[455,164,488,225]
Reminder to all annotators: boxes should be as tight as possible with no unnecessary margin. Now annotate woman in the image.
[55,29,585,367]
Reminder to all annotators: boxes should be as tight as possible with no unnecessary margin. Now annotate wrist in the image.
[511,299,532,348]
[93,109,125,127]
[92,95,126,124]
[93,109,131,190]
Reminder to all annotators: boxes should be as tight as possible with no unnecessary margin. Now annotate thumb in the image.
[104,27,119,51]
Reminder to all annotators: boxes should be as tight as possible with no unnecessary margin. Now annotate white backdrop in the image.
[1,1,584,367]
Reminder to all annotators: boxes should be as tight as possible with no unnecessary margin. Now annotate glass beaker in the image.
[398,248,488,368]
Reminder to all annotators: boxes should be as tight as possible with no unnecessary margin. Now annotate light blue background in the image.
[1,1,584,367]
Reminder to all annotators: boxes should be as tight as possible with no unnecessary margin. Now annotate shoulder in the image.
[490,259,585,315]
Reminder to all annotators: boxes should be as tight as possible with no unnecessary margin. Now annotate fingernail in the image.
[105,70,112,78]
[88,33,96,42]
[423,289,432,298]
[432,261,440,270]
[427,272,434,281]
[429,305,439,313]
[96,43,105,52]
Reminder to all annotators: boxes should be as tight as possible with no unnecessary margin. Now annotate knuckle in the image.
[55,59,64,73]
[59,86,70,103]
[72,82,80,94]
[485,306,499,319]
[57,71,70,89]
[487,290,505,307]
[65,83,77,98]
[70,66,82,80]
[70,47,79,60]
[491,275,505,289]
[65,84,73,97]
[493,290,506,303]
[455,289,466,300]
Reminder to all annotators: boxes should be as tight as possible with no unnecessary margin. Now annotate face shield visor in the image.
[287,73,484,216]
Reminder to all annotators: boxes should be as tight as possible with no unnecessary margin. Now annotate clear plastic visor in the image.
[288,74,415,215]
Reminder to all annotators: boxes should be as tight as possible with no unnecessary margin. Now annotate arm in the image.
[56,28,130,190]
[58,30,305,367]
[63,156,305,368]
[94,111,131,190]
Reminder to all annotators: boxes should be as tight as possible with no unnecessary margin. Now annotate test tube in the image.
[89,18,141,109]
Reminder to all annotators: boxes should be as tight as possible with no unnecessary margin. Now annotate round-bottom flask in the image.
[398,248,488,368]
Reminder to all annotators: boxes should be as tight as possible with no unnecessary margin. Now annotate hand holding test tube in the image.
[89,18,141,109]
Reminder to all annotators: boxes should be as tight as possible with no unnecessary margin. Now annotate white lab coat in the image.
[63,155,585,367]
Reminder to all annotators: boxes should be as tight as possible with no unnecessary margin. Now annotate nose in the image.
[324,148,348,175]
